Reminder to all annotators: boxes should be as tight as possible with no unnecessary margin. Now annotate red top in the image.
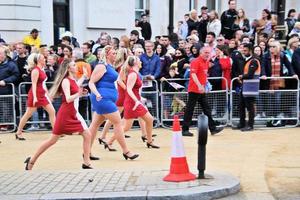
[219,57,232,90]
[27,66,50,107]
[188,56,209,94]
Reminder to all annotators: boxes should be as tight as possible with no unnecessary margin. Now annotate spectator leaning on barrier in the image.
[0,45,20,131]
[236,43,261,132]
[181,46,223,137]
[23,28,41,49]
[220,0,238,40]
[140,40,161,81]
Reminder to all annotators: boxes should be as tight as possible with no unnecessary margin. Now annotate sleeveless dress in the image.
[27,66,50,107]
[53,77,88,135]
[123,69,147,119]
[90,64,118,115]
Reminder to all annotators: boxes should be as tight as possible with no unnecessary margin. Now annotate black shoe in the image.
[125,135,131,138]
[210,127,224,135]
[241,126,253,132]
[82,163,93,169]
[123,152,139,160]
[24,157,33,170]
[98,138,106,145]
[182,131,193,137]
[146,142,160,149]
[15,134,26,141]
[232,123,245,130]
[141,136,147,142]
[82,154,100,160]
[104,143,117,151]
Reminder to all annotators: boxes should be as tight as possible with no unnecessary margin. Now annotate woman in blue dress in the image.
[89,45,139,160]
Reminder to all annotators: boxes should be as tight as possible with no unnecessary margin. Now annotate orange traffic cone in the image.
[163,115,196,182]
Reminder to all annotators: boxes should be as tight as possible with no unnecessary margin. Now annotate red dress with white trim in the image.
[53,77,88,135]
[27,66,50,107]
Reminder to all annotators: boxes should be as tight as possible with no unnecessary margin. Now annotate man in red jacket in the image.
[182,46,223,136]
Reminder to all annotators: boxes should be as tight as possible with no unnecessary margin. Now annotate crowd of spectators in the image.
[1,0,300,131]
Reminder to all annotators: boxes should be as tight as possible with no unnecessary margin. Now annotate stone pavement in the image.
[0,170,239,200]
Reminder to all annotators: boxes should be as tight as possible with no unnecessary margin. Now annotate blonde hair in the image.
[270,40,282,53]
[287,37,299,49]
[235,9,246,24]
[49,59,72,98]
[100,45,114,64]
[294,22,300,29]
[24,53,42,72]
[122,56,138,76]
[114,48,128,69]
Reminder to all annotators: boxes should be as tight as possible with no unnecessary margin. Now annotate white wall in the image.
[149,0,169,37]
[40,0,53,45]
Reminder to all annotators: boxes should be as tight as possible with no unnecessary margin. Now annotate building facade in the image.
[0,0,299,45]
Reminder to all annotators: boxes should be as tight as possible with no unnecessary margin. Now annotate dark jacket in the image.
[187,18,198,36]
[0,59,20,94]
[262,51,295,89]
[138,21,152,40]
[232,19,250,32]
[291,48,300,77]
[285,18,297,34]
[220,9,238,39]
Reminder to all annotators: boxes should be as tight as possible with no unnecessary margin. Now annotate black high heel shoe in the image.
[98,138,106,145]
[146,142,160,149]
[125,135,131,138]
[122,152,139,160]
[141,136,147,142]
[82,154,100,160]
[24,157,33,170]
[82,163,93,169]
[16,134,26,141]
[104,143,117,151]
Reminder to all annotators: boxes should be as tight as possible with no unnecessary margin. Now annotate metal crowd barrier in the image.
[160,77,229,128]
[141,80,160,128]
[0,83,17,132]
[19,82,90,130]
[230,77,300,128]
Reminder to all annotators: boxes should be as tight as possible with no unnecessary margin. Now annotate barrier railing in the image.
[18,82,90,130]
[230,77,299,128]
[160,77,229,128]
[0,83,17,132]
[141,80,160,128]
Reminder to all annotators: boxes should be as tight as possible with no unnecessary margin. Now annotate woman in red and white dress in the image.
[123,56,159,149]
[24,59,92,170]
[16,53,56,140]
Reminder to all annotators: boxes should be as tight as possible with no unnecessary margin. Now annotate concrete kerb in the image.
[0,170,240,200]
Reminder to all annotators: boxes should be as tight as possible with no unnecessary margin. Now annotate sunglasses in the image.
[269,46,276,48]
[217,39,224,42]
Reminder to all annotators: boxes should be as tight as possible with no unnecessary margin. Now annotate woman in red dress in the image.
[123,56,159,149]
[16,53,56,140]
[24,59,92,170]
[216,45,232,90]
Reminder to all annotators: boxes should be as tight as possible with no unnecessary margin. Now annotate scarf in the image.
[270,55,283,90]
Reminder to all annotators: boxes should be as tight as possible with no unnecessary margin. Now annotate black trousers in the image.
[239,93,256,128]
[182,92,216,132]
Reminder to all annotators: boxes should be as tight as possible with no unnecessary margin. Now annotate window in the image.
[135,0,146,19]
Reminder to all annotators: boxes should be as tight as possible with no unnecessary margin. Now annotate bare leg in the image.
[17,107,37,136]
[80,130,91,166]
[138,118,147,137]
[43,104,56,128]
[103,111,136,155]
[88,112,105,155]
[100,107,124,141]
[140,112,154,142]
[104,107,124,146]
[27,134,61,170]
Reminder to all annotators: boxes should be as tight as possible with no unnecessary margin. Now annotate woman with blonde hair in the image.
[232,9,250,33]
[16,53,56,140]
[88,45,139,160]
[207,10,221,37]
[24,59,92,170]
[285,37,300,62]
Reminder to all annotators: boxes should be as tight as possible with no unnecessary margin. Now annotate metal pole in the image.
[168,0,174,35]
[197,114,208,179]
